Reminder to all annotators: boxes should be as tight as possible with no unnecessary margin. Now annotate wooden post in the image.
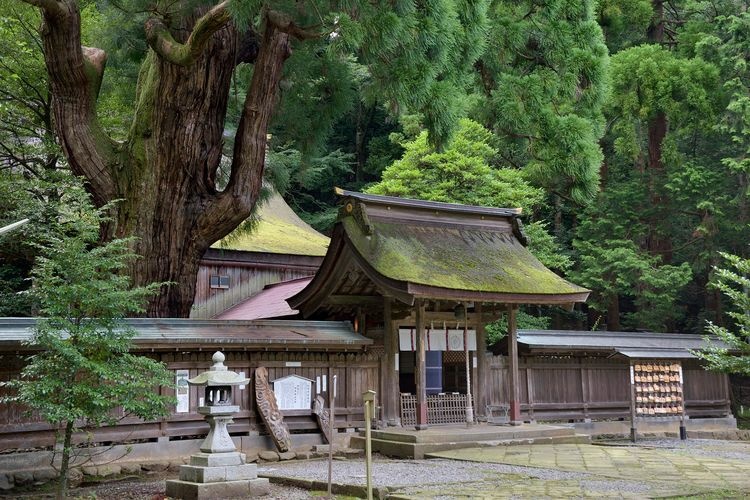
[476,303,487,420]
[526,362,535,423]
[581,359,590,421]
[507,305,521,424]
[415,299,428,429]
[629,362,637,442]
[382,297,400,426]
[363,390,376,500]
[463,302,474,424]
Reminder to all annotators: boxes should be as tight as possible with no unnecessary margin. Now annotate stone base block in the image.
[165,478,269,499]
[179,464,257,483]
[190,452,245,467]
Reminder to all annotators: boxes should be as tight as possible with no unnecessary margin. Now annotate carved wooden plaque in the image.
[254,366,292,452]
[312,395,331,444]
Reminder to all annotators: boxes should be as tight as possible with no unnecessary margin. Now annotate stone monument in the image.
[166,352,269,499]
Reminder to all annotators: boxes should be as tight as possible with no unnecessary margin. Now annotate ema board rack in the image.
[632,362,684,416]
[629,360,687,442]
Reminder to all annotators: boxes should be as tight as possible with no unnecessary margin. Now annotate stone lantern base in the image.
[165,451,269,499]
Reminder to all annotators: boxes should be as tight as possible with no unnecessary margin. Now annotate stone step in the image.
[350,432,590,459]
[367,425,576,444]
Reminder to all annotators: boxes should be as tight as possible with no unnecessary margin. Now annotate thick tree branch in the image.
[38,0,117,206]
[266,9,320,40]
[144,1,232,67]
[19,0,64,18]
[203,17,292,241]
[82,46,107,101]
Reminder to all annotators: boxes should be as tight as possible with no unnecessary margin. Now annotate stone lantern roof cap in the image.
[188,351,250,386]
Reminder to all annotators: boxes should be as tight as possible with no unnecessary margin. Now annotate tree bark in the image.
[31,0,293,316]
[644,0,673,263]
[607,293,621,331]
[56,420,74,500]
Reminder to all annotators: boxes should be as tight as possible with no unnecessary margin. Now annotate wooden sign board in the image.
[273,375,313,410]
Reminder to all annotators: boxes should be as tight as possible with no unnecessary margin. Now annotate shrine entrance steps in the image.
[349,423,590,459]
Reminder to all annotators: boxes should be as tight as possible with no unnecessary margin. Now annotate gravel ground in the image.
[6,438,750,499]
[260,455,653,496]
[2,472,316,499]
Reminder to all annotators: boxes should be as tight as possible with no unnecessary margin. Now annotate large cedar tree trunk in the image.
[32,0,299,316]
[644,0,673,262]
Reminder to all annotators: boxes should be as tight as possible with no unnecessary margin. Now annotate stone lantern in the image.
[190,351,246,454]
[166,352,269,499]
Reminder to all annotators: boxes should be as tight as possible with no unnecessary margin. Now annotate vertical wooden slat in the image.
[526,362,535,422]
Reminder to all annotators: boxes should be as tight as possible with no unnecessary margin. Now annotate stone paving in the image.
[414,442,750,498]
[260,439,750,498]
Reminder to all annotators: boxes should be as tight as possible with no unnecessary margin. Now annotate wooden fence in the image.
[484,355,731,421]
[0,350,380,451]
[400,393,471,426]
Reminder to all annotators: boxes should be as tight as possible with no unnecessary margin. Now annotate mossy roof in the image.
[211,193,329,257]
[290,190,589,311]
[342,217,586,297]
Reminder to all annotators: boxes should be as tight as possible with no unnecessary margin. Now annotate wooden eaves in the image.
[288,189,590,314]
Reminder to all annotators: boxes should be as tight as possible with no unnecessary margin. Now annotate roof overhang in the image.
[0,318,372,352]
[498,329,730,360]
[290,190,590,316]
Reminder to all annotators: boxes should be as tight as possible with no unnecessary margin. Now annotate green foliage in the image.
[7,199,174,424]
[694,253,750,375]
[471,0,610,205]
[572,200,693,331]
[597,0,653,51]
[368,119,544,213]
[1,193,173,493]
[486,311,551,346]
[608,44,719,161]
[0,1,59,171]
[367,118,574,273]
[0,169,91,316]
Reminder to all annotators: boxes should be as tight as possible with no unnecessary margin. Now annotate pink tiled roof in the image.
[215,277,313,320]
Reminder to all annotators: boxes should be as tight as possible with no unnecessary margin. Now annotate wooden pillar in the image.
[382,296,400,426]
[507,304,522,424]
[415,299,428,429]
[476,303,487,420]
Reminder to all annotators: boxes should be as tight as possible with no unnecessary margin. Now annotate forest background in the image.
[1,0,749,335]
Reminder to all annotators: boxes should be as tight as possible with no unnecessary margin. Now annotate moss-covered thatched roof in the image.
[289,190,589,314]
[342,218,584,296]
[211,192,329,257]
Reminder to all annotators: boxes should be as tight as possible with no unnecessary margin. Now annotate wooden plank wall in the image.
[485,355,731,421]
[0,350,380,451]
[191,264,314,318]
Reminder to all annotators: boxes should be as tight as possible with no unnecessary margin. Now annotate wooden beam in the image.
[327,295,383,306]
[415,299,428,429]
[403,310,502,324]
[475,303,487,419]
[508,304,521,424]
[382,296,400,426]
